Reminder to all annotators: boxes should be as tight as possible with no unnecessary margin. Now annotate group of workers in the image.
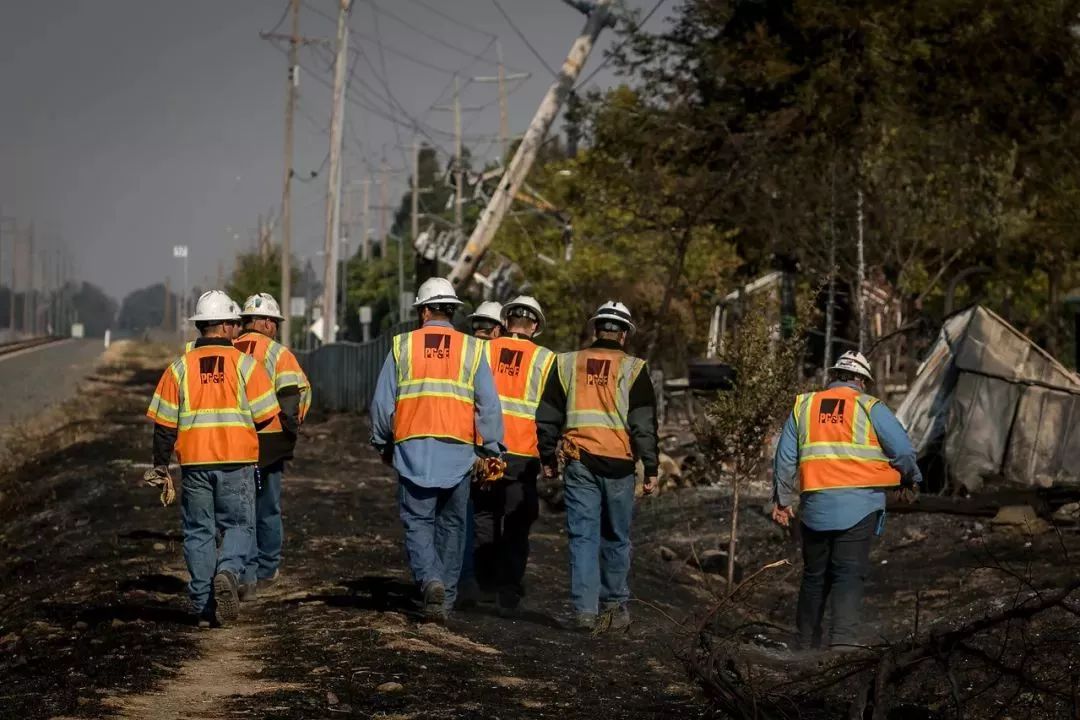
[145,274,919,649]
[146,290,309,627]
[371,277,659,630]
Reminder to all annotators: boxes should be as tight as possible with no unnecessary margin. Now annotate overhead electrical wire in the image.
[263,0,293,35]
[488,0,559,79]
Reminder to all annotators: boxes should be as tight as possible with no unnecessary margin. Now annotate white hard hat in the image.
[240,292,285,321]
[413,277,463,307]
[830,351,873,381]
[468,301,504,325]
[502,295,545,336]
[190,290,241,322]
[591,300,635,335]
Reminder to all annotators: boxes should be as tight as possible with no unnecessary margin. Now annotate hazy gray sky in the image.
[0,0,665,302]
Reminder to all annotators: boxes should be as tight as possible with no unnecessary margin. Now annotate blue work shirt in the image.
[370,320,505,489]
[772,381,922,532]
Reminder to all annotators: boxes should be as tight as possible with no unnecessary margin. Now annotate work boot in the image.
[422,580,447,623]
[257,569,281,591]
[238,582,257,602]
[569,612,597,633]
[213,571,240,625]
[600,603,631,632]
[496,588,522,618]
[455,576,482,610]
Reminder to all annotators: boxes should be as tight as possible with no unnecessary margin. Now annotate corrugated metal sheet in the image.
[294,320,416,414]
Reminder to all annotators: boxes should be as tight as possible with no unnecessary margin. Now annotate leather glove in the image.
[143,465,177,507]
[473,456,508,487]
[889,484,919,505]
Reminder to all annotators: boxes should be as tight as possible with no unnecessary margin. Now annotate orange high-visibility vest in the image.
[233,331,312,430]
[557,347,646,461]
[486,335,555,457]
[147,344,281,466]
[392,325,483,444]
[794,386,901,492]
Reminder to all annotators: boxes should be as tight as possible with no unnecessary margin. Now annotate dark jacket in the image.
[536,339,659,478]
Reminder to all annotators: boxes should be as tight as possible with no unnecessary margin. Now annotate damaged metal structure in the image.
[897,305,1080,492]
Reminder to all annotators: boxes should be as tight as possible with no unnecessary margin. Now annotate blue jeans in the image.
[397,475,470,608]
[180,466,255,613]
[563,460,635,615]
[242,461,284,585]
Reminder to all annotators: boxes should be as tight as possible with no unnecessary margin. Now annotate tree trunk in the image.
[727,476,739,592]
[646,228,694,363]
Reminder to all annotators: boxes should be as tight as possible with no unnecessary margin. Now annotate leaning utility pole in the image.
[405,140,419,318]
[320,0,351,344]
[448,0,615,288]
[473,40,530,161]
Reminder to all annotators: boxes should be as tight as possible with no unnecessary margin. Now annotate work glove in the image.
[143,465,177,507]
[889,484,920,505]
[473,456,508,487]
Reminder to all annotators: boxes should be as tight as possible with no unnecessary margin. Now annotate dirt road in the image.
[0,343,708,720]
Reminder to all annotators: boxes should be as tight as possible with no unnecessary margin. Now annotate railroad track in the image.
[0,336,65,357]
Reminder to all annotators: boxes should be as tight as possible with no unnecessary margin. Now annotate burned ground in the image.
[1,343,1078,719]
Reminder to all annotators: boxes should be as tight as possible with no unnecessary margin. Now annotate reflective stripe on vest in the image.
[392,326,481,444]
[558,348,645,460]
[486,336,554,457]
[794,386,901,492]
[173,347,261,465]
[234,331,310,431]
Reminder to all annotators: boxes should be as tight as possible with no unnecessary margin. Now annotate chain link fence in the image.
[294,320,416,414]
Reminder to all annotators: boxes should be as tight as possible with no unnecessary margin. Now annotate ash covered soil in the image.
[1,342,1078,719]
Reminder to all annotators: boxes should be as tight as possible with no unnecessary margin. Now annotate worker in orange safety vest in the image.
[370,277,505,623]
[771,350,922,651]
[147,290,280,628]
[536,301,659,633]
[233,292,311,600]
[472,295,555,617]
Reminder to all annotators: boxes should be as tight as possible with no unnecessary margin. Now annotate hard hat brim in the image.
[189,313,242,322]
[591,314,636,335]
[240,310,286,321]
[414,296,464,307]
[828,362,874,381]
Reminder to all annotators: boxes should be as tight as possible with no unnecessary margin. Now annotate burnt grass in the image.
[2,344,1079,719]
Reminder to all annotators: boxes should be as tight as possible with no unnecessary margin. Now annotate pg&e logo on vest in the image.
[424,334,452,360]
[585,358,611,386]
[235,341,257,356]
[497,348,524,376]
[818,398,846,424]
[198,356,226,384]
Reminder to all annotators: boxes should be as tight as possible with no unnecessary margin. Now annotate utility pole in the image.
[448,0,615,288]
[378,161,388,259]
[473,40,530,161]
[164,276,172,331]
[434,76,486,242]
[262,0,303,346]
[25,224,34,335]
[340,178,352,335]
[57,249,64,336]
[856,188,866,353]
[361,178,371,261]
[404,141,419,319]
[320,0,351,344]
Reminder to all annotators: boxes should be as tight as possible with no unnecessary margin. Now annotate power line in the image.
[575,0,669,90]
[263,0,293,35]
[489,0,559,78]
[396,0,497,40]
[366,0,500,67]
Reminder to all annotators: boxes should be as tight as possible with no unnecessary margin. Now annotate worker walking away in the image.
[771,351,921,651]
[473,295,555,617]
[234,292,311,599]
[145,291,280,627]
[537,301,659,633]
[457,300,504,607]
[370,277,505,623]
[469,301,504,340]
